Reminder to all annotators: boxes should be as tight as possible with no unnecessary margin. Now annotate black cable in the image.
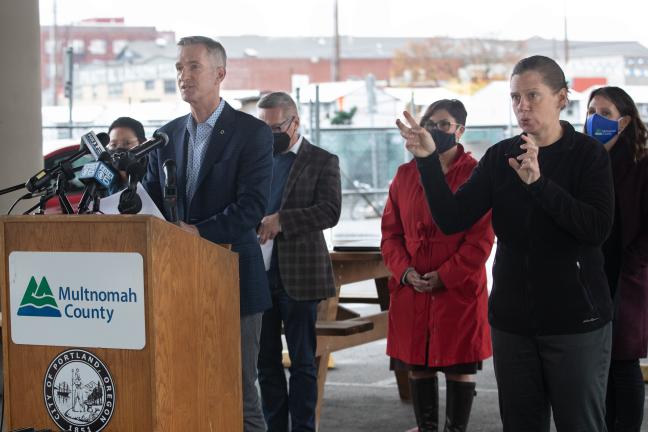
[6,193,29,215]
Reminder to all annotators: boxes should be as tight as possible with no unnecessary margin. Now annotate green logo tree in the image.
[17,276,61,317]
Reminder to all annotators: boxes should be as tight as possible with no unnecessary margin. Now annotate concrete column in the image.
[0,1,42,214]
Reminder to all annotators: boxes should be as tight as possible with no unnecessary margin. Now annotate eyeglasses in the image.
[269,116,295,134]
[108,139,140,151]
[422,119,463,133]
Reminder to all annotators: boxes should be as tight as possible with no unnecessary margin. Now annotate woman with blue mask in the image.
[585,86,648,432]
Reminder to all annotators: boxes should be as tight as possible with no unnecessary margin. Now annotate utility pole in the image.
[52,0,59,105]
[563,3,569,64]
[64,47,74,138]
[331,0,340,82]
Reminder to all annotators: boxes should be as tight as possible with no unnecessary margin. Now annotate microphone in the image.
[117,158,148,215]
[110,130,168,174]
[128,131,169,160]
[81,131,112,162]
[163,159,178,223]
[77,161,117,214]
[25,132,110,193]
[110,130,169,215]
[117,179,143,214]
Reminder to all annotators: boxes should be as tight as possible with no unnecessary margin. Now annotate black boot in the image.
[443,381,476,432]
[409,375,439,432]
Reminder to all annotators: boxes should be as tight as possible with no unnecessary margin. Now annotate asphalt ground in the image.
[316,287,648,432]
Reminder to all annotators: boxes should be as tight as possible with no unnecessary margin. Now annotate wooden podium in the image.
[0,215,242,431]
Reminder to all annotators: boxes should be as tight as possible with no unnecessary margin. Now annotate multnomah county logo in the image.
[17,276,61,317]
[44,349,116,431]
[10,252,146,349]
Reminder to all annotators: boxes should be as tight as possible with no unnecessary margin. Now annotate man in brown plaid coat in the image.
[256,92,341,432]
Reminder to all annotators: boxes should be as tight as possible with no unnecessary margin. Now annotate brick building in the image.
[40,17,174,104]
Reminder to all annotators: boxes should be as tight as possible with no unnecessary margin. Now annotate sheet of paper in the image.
[260,238,274,271]
[100,183,165,220]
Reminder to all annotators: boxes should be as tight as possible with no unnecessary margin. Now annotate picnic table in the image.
[314,250,410,426]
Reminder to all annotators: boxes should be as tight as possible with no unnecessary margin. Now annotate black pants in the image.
[606,358,645,432]
[492,323,612,432]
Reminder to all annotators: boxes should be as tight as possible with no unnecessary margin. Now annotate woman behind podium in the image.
[381,99,494,432]
[397,55,615,431]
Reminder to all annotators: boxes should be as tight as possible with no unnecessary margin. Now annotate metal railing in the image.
[41,124,517,220]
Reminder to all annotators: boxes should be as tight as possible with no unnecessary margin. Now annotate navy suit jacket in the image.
[143,101,273,316]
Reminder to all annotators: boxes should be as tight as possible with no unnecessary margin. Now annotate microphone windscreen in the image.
[96,132,110,146]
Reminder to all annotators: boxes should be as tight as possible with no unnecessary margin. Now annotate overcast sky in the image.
[39,0,648,48]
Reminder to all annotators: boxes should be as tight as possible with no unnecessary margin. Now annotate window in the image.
[108,83,123,97]
[145,80,155,90]
[164,79,176,94]
[112,39,127,54]
[637,103,648,118]
[88,39,107,55]
[44,40,55,55]
[71,39,85,54]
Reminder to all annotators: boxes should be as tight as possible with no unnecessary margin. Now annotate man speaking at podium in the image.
[143,36,273,431]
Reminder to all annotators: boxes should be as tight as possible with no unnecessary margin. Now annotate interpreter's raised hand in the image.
[396,111,437,158]
[257,213,281,245]
[508,134,541,185]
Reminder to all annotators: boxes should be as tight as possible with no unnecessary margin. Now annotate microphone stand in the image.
[77,184,97,215]
[118,173,143,214]
[53,165,75,215]
[23,199,47,215]
[22,188,55,215]
[35,191,54,215]
[117,158,147,215]
[92,195,102,214]
[163,160,178,224]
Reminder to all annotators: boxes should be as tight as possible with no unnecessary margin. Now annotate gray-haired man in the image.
[256,92,341,431]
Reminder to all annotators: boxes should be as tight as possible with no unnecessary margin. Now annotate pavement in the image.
[316,288,648,432]
[317,301,506,432]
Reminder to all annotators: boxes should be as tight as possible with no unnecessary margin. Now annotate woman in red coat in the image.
[381,99,494,432]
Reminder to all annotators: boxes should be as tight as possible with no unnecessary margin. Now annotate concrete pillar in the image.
[0,1,42,214]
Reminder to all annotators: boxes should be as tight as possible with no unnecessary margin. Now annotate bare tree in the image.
[392,38,463,86]
[392,37,525,85]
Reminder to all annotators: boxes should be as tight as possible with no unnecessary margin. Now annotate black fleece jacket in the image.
[416,121,614,335]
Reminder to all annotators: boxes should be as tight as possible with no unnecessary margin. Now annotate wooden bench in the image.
[641,363,648,382]
[314,250,407,429]
[316,319,374,336]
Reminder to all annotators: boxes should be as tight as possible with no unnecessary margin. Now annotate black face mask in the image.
[272,132,291,154]
[429,129,457,154]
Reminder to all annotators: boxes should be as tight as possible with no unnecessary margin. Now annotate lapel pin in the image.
[220,130,225,134]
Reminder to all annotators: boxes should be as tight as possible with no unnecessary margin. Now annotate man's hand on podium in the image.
[179,221,199,236]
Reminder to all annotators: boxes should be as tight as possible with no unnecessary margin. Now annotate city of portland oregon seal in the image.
[43,348,116,431]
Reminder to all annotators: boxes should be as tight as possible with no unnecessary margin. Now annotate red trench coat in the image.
[381,145,494,367]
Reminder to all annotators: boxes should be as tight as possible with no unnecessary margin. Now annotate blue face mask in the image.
[586,113,619,144]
